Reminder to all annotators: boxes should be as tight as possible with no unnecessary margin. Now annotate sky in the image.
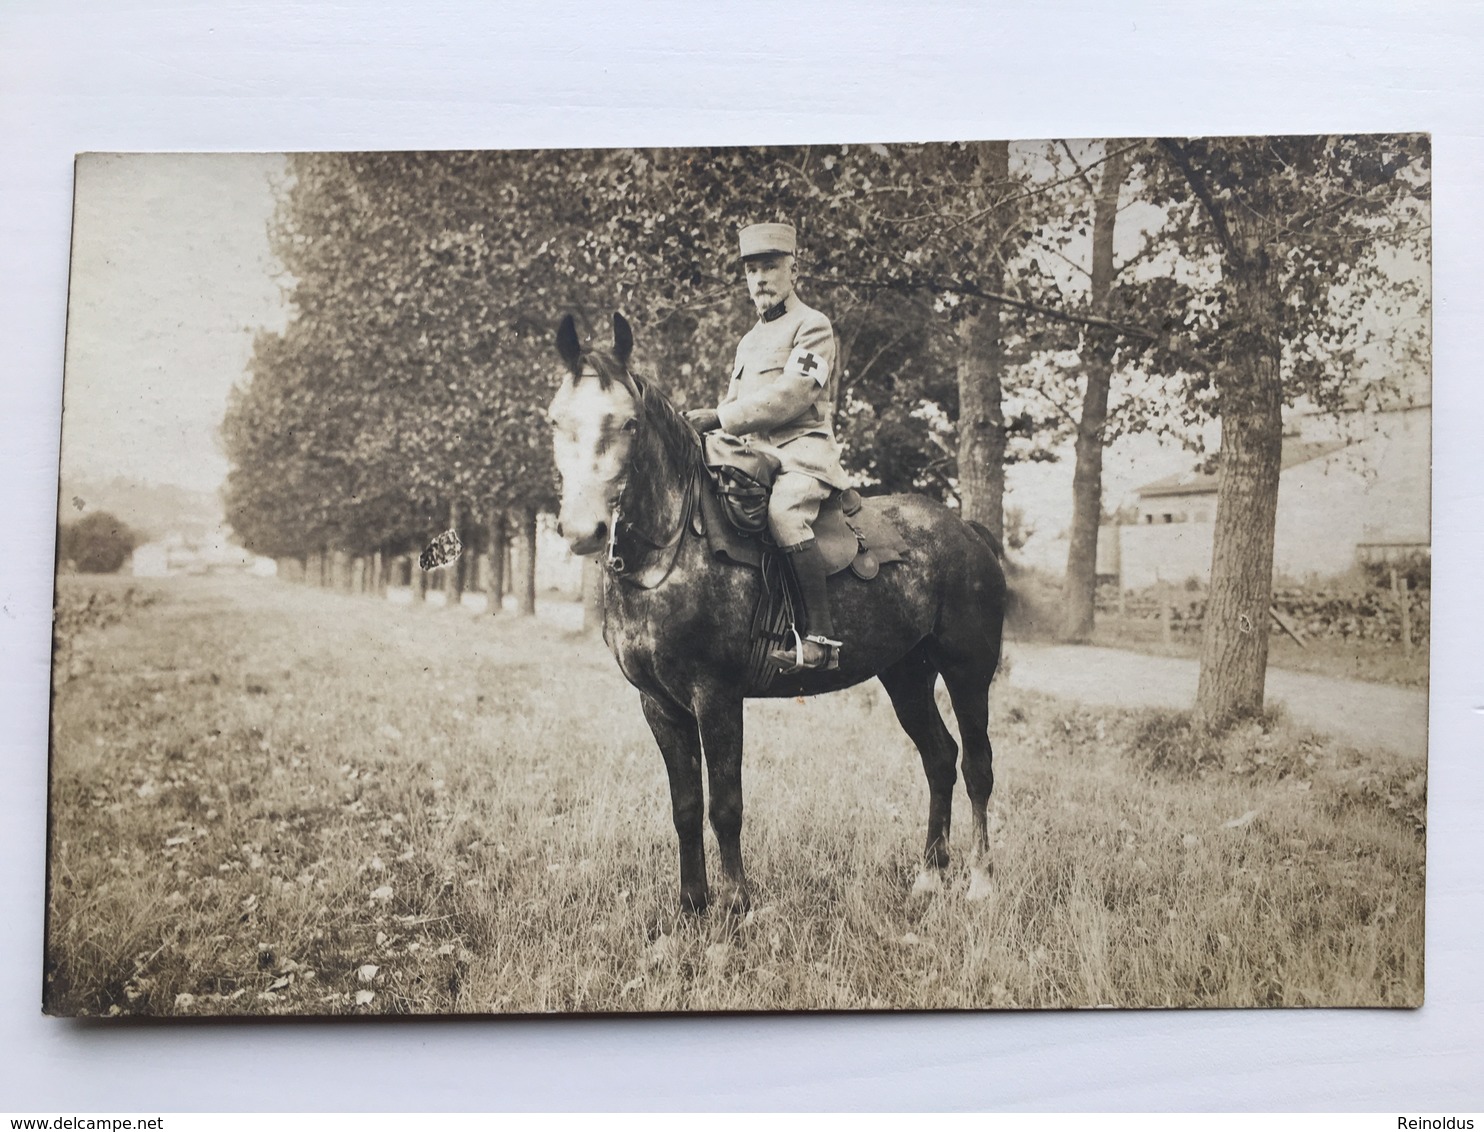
[59,152,289,497]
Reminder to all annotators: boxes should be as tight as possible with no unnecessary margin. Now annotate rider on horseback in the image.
[684,222,851,673]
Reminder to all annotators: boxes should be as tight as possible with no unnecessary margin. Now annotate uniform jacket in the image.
[715,292,851,489]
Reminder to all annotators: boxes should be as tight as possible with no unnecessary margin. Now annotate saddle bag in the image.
[702,433,781,537]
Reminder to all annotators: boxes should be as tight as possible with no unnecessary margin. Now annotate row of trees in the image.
[222,136,1429,722]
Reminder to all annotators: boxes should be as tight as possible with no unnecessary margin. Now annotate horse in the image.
[547,312,1008,914]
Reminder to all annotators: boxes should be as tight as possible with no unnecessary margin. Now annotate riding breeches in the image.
[769,471,833,550]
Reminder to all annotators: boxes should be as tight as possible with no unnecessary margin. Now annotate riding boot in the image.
[768,540,841,672]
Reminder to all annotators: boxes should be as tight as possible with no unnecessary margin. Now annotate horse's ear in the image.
[556,314,582,375]
[612,312,634,366]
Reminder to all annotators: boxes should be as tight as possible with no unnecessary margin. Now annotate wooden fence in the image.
[1095,568,1426,654]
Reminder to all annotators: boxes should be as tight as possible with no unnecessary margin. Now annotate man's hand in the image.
[684,408,722,433]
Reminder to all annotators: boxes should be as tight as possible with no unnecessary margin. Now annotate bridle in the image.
[594,372,701,591]
[605,483,696,589]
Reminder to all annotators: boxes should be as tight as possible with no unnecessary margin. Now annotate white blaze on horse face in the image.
[548,370,638,555]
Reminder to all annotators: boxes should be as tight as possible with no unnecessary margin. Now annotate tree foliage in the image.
[1131,135,1430,413]
[220,137,1429,712]
[225,143,1071,563]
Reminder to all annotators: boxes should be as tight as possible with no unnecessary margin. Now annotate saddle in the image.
[695,435,909,579]
[696,483,908,578]
[694,438,908,693]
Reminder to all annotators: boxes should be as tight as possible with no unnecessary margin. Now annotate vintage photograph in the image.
[46,137,1430,1016]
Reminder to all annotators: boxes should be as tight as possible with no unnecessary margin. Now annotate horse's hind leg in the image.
[939,662,996,901]
[879,644,958,895]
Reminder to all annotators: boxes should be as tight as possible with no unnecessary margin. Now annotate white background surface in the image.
[2,0,1480,1112]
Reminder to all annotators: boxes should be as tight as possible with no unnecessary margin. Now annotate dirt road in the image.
[517,593,1428,759]
[1004,642,1428,759]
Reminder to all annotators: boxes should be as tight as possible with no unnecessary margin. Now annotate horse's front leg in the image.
[695,688,750,914]
[639,692,708,913]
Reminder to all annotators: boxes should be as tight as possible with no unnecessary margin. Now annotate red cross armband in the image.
[787,345,828,387]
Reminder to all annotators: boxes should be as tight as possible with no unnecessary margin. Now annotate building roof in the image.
[1137,438,1351,500]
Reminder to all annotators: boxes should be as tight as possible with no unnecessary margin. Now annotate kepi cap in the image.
[738,222,797,259]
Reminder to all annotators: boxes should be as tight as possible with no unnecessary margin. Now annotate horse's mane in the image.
[581,347,701,523]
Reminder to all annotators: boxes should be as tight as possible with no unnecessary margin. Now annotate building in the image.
[1116,403,1430,590]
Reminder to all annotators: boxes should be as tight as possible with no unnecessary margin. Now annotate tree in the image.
[1140,135,1430,722]
[950,142,1012,536]
[558,144,1063,520]
[1060,142,1136,640]
[60,512,137,574]
[227,134,1424,679]
[226,151,584,606]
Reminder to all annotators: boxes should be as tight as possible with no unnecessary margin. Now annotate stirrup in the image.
[768,628,842,673]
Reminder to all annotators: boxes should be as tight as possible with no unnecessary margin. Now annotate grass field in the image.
[45,574,1425,1016]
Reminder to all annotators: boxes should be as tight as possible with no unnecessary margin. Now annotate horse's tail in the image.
[964,519,1029,637]
[965,519,1005,563]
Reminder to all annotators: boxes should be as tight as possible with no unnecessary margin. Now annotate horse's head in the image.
[548,312,641,556]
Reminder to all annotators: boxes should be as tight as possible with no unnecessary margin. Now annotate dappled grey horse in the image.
[547,313,1008,913]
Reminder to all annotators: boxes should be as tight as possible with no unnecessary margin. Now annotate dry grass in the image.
[45,574,1425,1016]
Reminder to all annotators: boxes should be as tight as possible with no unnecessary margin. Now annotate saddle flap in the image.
[810,492,908,577]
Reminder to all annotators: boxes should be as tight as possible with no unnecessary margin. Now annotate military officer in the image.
[685,221,851,672]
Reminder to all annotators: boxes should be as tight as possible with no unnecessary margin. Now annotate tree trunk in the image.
[954,140,1010,540]
[515,505,538,617]
[956,309,1006,538]
[486,506,507,616]
[447,500,464,610]
[412,552,427,602]
[1195,214,1284,725]
[1061,145,1133,642]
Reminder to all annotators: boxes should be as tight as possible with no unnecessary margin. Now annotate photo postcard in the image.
[46,136,1430,1016]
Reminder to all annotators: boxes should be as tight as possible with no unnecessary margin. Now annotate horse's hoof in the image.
[715,883,751,917]
[966,865,993,903]
[679,887,710,915]
[910,868,944,898]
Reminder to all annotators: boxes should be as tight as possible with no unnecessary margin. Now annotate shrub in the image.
[1134,704,1300,781]
[59,512,138,574]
